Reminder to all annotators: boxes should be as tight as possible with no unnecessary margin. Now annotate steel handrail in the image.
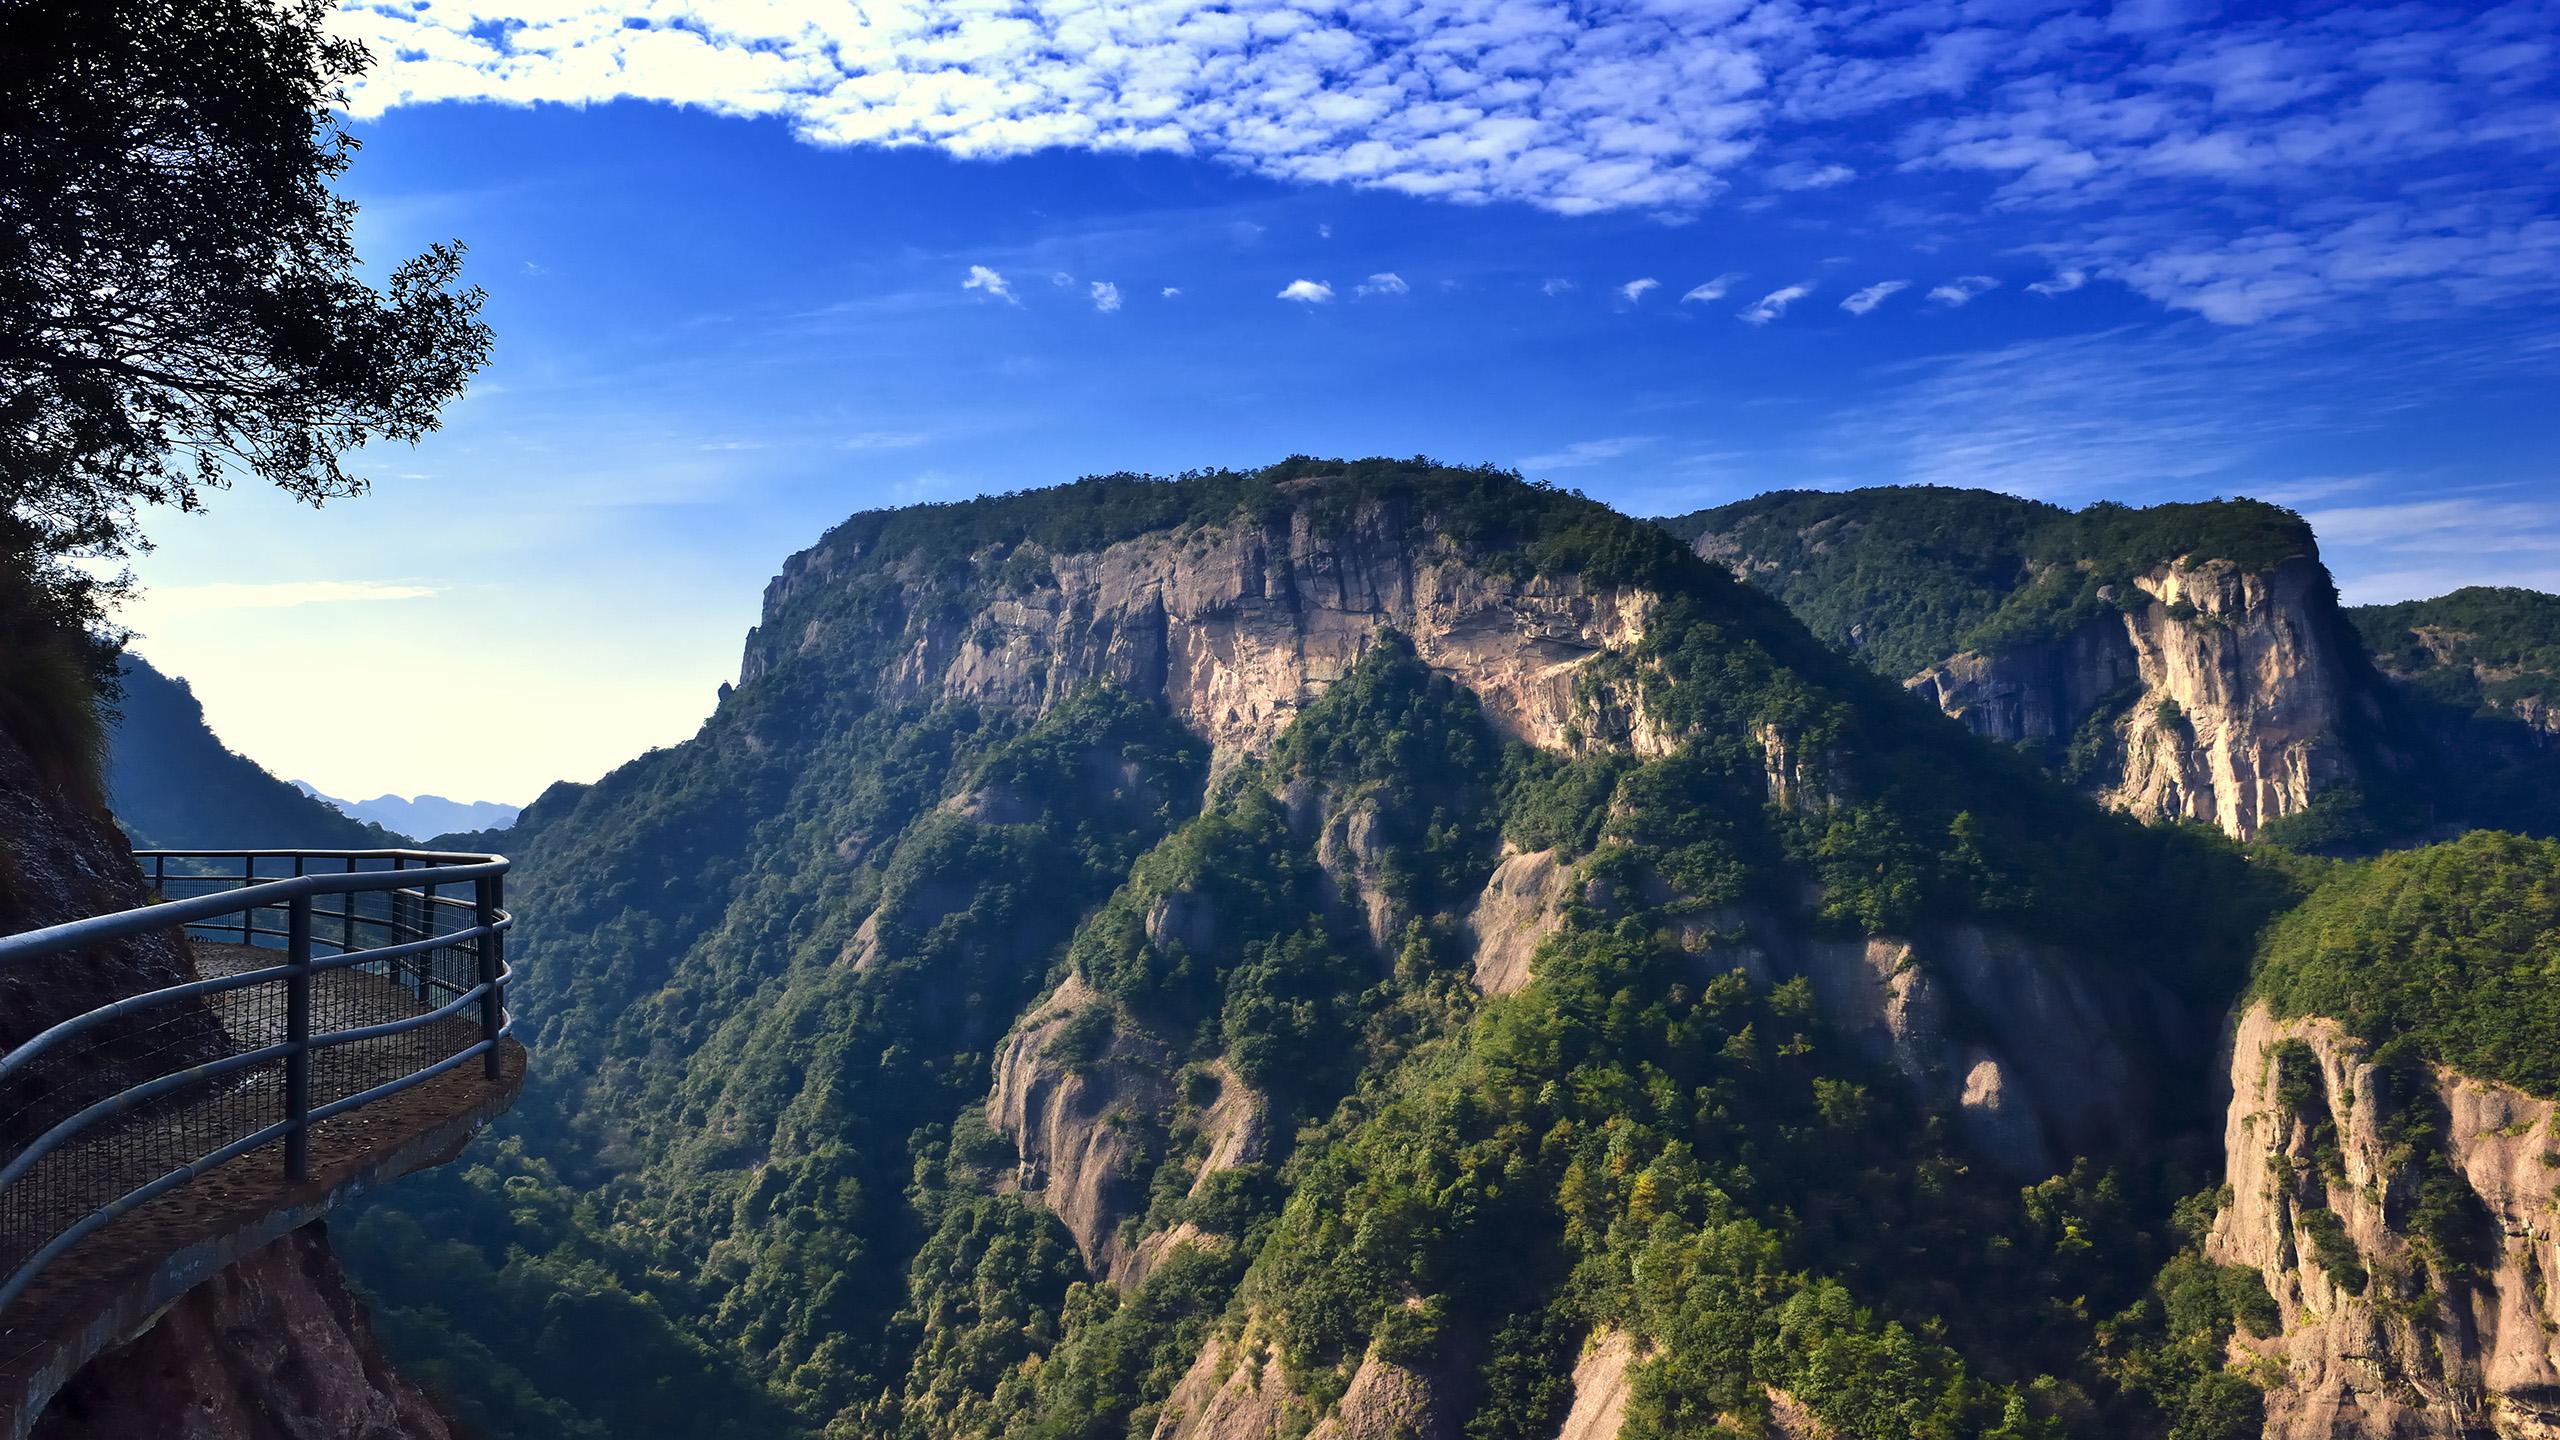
[0,858,505,966]
[0,847,516,1317]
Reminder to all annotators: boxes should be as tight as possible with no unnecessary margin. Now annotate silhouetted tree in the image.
[0,0,492,596]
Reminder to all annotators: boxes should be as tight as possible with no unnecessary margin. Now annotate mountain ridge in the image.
[336,460,2327,1440]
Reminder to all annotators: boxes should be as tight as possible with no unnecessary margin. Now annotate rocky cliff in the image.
[1908,556,2373,840]
[2209,1003,2560,1439]
[741,484,1669,773]
[31,1225,451,1440]
[1668,488,2396,841]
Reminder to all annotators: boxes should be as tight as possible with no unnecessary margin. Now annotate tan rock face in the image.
[1149,1328,1457,1440]
[1907,557,2365,839]
[32,1225,450,1440]
[1152,1326,1300,1440]
[988,974,1171,1284]
[989,977,1266,1287]
[2208,1003,2560,1439]
[743,497,1668,775]
[1305,1346,1454,1440]
[1466,847,1571,997]
[1550,1329,1637,1440]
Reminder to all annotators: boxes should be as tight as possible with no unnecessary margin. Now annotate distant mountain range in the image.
[103,654,522,848]
[291,783,520,841]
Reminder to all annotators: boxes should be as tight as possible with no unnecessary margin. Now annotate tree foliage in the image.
[0,0,491,582]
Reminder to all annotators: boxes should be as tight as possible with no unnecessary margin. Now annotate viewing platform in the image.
[0,850,525,1439]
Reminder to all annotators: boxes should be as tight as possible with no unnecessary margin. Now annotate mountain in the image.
[104,653,401,852]
[292,783,521,841]
[1657,488,2560,849]
[337,459,2376,1440]
[2220,831,2560,1436]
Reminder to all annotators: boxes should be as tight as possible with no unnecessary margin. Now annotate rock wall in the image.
[1679,912,2182,1179]
[988,976,1265,1287]
[0,699,221,1139]
[1907,557,2369,839]
[31,1224,450,1440]
[742,492,1668,774]
[1466,852,2183,1181]
[2209,1003,2560,1439]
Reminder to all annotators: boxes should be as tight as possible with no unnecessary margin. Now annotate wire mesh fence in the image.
[0,850,510,1315]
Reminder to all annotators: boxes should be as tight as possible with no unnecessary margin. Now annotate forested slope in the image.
[335,461,2334,1440]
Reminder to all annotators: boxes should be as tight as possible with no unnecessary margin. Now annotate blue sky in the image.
[123,0,2560,804]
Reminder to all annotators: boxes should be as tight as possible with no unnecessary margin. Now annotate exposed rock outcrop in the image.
[990,977,1266,1286]
[1152,1326,1299,1440]
[1467,847,1570,997]
[1151,1325,1459,1440]
[1306,1346,1454,1440]
[1551,1329,1636,1440]
[31,1224,450,1440]
[2209,1003,2560,1439]
[1907,557,2371,839]
[1677,913,2182,1178]
[742,492,1668,775]
[989,974,1172,1283]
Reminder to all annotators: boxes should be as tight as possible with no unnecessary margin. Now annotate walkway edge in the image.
[0,1043,525,1440]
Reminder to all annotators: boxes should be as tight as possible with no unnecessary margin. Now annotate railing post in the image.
[242,854,256,944]
[343,856,358,954]
[419,881,439,1003]
[475,873,504,1080]
[284,893,313,1181]
[152,853,165,900]
[391,856,408,946]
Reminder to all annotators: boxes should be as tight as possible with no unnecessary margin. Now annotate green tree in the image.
[0,0,491,596]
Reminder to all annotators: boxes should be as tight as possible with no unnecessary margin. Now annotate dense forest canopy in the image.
[2350,586,2560,719]
[2255,830,2560,1099]
[1657,486,2319,677]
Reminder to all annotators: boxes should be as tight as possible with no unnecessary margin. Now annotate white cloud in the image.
[962,265,1017,304]
[330,0,2560,326]
[1840,280,1910,315]
[1161,286,1183,299]
[1278,279,1334,303]
[1767,162,1856,190]
[1682,273,1745,304]
[1520,436,1657,471]
[1090,280,1122,312]
[1541,278,1577,297]
[2027,269,2088,297]
[1740,283,1814,324]
[1355,272,1409,297]
[1319,223,1334,240]
[1049,271,1077,288]
[142,581,439,615]
[1929,275,2001,306]
[1619,277,1661,304]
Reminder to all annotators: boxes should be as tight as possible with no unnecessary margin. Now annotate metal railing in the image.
[0,849,513,1316]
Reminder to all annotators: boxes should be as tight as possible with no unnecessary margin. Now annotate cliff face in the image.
[2209,1003,2560,1439]
[31,1225,449,1440]
[742,491,1669,773]
[1908,557,2370,840]
[0,692,221,1130]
